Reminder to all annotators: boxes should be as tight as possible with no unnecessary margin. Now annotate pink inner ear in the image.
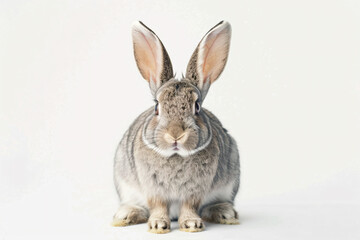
[198,23,231,84]
[202,33,221,83]
[139,31,158,82]
[132,24,163,84]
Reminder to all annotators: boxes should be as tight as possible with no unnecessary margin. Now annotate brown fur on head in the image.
[132,21,231,157]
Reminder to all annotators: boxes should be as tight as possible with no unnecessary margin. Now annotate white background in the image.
[1,0,360,239]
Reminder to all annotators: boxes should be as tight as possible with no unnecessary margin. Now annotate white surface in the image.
[1,204,359,239]
[1,0,360,239]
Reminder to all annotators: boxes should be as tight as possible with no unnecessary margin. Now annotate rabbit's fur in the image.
[113,21,240,233]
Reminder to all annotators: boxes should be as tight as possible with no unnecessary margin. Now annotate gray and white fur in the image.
[113,21,240,233]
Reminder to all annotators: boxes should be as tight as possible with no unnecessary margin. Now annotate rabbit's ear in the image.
[186,21,231,100]
[132,21,174,95]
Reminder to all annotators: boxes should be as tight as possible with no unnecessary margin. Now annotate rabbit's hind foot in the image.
[112,205,149,227]
[201,202,239,225]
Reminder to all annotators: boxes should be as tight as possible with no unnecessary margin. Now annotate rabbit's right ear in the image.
[132,21,174,96]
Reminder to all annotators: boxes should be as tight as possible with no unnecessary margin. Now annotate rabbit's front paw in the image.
[148,217,170,234]
[179,217,204,232]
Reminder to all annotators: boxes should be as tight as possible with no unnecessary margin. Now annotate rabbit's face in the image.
[143,79,211,157]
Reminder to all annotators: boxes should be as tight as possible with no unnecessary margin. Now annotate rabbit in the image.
[112,20,240,234]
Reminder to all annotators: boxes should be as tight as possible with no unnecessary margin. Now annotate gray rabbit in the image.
[113,21,240,233]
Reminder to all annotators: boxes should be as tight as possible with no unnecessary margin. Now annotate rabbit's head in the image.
[132,21,231,157]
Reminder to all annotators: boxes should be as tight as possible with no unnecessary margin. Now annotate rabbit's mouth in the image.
[168,141,187,154]
[172,142,180,151]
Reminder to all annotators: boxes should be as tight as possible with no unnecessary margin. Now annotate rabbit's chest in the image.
[135,150,219,199]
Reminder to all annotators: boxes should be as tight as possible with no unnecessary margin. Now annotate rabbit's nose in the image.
[164,132,187,144]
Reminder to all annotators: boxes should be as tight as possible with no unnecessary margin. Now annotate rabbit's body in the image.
[114,104,239,219]
[113,21,240,233]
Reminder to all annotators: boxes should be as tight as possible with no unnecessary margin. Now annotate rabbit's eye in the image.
[154,102,159,115]
[195,101,201,114]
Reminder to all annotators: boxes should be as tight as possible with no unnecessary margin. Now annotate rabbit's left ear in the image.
[132,21,174,96]
[186,21,231,100]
